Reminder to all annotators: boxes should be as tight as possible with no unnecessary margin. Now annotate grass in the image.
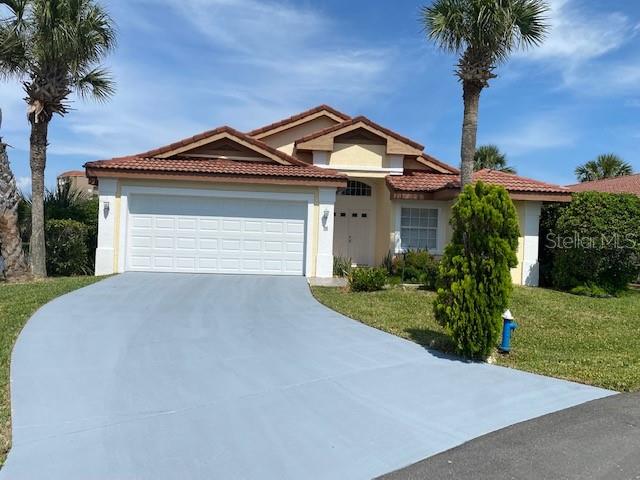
[311,285,640,393]
[0,276,103,467]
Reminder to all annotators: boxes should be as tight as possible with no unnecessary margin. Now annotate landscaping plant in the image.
[44,219,89,276]
[333,256,352,277]
[434,182,520,359]
[393,250,439,288]
[551,192,640,294]
[0,0,116,277]
[348,267,388,292]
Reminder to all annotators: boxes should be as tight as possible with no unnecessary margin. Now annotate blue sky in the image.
[1,0,640,192]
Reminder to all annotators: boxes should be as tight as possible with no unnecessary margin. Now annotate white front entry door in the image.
[333,209,372,265]
[126,194,307,275]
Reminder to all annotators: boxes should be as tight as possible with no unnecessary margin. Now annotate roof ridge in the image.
[246,104,351,137]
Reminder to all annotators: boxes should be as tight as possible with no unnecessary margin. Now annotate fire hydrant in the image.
[499,310,517,353]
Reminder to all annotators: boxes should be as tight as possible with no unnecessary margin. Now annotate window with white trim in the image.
[400,207,438,251]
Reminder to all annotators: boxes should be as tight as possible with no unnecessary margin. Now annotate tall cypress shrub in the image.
[434,182,520,359]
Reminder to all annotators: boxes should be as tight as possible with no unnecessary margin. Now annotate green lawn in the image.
[312,285,640,392]
[0,276,103,466]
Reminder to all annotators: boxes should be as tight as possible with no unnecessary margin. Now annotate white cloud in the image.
[525,0,633,62]
[487,113,577,155]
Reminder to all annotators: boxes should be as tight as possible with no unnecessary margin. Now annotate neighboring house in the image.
[85,105,571,285]
[57,170,97,196]
[567,174,640,196]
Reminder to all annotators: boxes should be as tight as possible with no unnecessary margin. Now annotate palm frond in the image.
[74,66,114,101]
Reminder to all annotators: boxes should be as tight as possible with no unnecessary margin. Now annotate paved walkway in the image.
[1,273,612,479]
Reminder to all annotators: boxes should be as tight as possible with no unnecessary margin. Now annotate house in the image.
[85,105,571,286]
[567,174,640,196]
[57,170,97,196]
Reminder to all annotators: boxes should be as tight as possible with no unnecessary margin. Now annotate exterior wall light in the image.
[322,209,330,230]
[103,201,110,219]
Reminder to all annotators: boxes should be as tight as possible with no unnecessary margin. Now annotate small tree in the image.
[575,154,633,183]
[434,182,520,359]
[474,145,516,173]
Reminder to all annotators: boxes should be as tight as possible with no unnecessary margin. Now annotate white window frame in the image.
[393,202,446,255]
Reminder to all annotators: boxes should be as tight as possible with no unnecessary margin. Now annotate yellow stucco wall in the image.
[510,201,526,285]
[330,143,387,169]
[259,116,338,155]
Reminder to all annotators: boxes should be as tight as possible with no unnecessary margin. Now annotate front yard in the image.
[0,276,103,466]
[312,285,640,392]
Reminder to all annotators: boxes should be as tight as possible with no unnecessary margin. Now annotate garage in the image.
[125,193,308,275]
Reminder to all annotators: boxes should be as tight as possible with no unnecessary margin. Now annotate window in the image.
[400,207,438,251]
[339,180,371,196]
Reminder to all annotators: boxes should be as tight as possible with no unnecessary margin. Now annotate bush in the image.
[333,256,352,277]
[348,267,387,292]
[569,284,611,298]
[393,250,439,288]
[433,182,520,360]
[45,219,90,276]
[551,192,640,294]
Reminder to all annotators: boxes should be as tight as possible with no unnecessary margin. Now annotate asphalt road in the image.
[379,392,640,480]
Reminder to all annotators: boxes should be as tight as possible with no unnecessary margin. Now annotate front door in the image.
[333,208,372,265]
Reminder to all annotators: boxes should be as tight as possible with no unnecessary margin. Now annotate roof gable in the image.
[295,116,424,156]
[247,105,350,139]
[138,126,306,166]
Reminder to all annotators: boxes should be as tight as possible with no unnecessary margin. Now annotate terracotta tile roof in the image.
[84,156,346,181]
[567,174,640,196]
[387,169,570,194]
[247,105,351,137]
[295,115,425,151]
[138,126,307,166]
[57,170,86,178]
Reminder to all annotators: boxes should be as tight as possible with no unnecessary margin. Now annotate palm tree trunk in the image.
[0,142,30,280]
[460,80,483,187]
[29,119,49,278]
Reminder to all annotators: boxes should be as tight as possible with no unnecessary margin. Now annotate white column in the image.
[315,187,336,278]
[522,201,542,286]
[95,178,117,276]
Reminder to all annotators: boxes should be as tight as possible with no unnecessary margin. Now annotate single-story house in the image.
[567,174,640,196]
[85,105,571,286]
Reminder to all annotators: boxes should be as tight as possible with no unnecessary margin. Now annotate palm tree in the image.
[474,144,516,173]
[575,154,633,183]
[0,138,30,279]
[421,0,549,186]
[0,0,115,277]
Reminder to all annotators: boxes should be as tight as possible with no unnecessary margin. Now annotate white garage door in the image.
[126,194,307,275]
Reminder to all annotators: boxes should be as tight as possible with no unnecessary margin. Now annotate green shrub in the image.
[393,250,439,287]
[433,182,520,360]
[348,267,388,292]
[551,192,640,294]
[381,250,394,275]
[569,284,611,298]
[333,256,352,277]
[45,219,90,276]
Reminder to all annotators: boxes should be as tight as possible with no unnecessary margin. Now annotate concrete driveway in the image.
[2,273,612,480]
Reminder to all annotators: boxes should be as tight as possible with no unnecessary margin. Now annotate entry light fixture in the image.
[322,208,330,230]
[103,201,110,218]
